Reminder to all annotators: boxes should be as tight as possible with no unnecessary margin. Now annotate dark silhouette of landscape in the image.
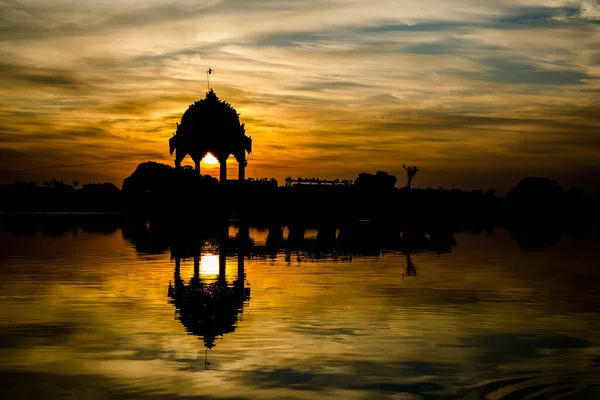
[1,168,597,239]
[1,89,598,240]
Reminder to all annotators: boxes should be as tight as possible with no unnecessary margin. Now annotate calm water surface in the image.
[1,221,599,399]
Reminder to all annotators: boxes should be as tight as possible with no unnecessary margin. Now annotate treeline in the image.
[0,162,598,232]
[0,179,122,212]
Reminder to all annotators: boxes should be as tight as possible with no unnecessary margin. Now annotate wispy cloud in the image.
[1,0,599,190]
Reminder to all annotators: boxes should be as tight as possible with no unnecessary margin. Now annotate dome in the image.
[169,89,252,181]
[179,90,244,138]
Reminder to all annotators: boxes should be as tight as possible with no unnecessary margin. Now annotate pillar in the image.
[237,251,245,290]
[237,223,250,243]
[195,159,200,175]
[267,225,283,249]
[219,225,228,283]
[194,254,200,279]
[220,159,227,182]
[219,250,227,283]
[287,225,304,247]
[238,158,246,181]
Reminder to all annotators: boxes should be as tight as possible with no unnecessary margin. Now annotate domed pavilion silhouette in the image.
[169,90,252,181]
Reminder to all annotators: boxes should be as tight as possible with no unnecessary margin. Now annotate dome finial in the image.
[207,68,213,92]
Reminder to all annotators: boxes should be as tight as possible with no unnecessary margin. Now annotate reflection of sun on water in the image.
[200,254,220,276]
[202,153,218,165]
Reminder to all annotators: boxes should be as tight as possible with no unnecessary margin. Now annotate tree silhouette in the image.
[354,171,397,190]
[403,164,420,189]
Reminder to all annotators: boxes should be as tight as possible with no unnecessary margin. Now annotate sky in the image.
[1,0,599,193]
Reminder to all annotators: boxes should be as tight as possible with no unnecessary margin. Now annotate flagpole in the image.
[206,68,213,92]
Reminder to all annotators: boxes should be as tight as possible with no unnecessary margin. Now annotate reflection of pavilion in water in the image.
[160,224,443,348]
[121,220,457,361]
[255,223,457,277]
[121,223,251,361]
[122,220,457,283]
[167,241,250,351]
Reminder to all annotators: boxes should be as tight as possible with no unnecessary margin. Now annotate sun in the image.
[202,153,219,165]
[200,254,220,276]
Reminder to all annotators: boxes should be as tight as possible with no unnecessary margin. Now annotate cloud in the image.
[553,0,600,21]
[0,0,599,190]
[0,62,86,89]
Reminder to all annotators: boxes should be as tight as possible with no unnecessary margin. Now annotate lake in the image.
[1,218,599,399]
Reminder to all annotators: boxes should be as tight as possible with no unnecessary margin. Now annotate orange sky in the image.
[1,0,599,193]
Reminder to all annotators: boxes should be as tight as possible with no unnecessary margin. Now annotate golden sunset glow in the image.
[200,254,220,276]
[202,153,219,165]
[2,227,599,398]
[0,0,599,192]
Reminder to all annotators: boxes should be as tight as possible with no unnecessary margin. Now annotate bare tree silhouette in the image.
[403,164,420,189]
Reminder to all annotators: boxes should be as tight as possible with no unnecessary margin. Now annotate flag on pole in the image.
[207,68,213,91]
